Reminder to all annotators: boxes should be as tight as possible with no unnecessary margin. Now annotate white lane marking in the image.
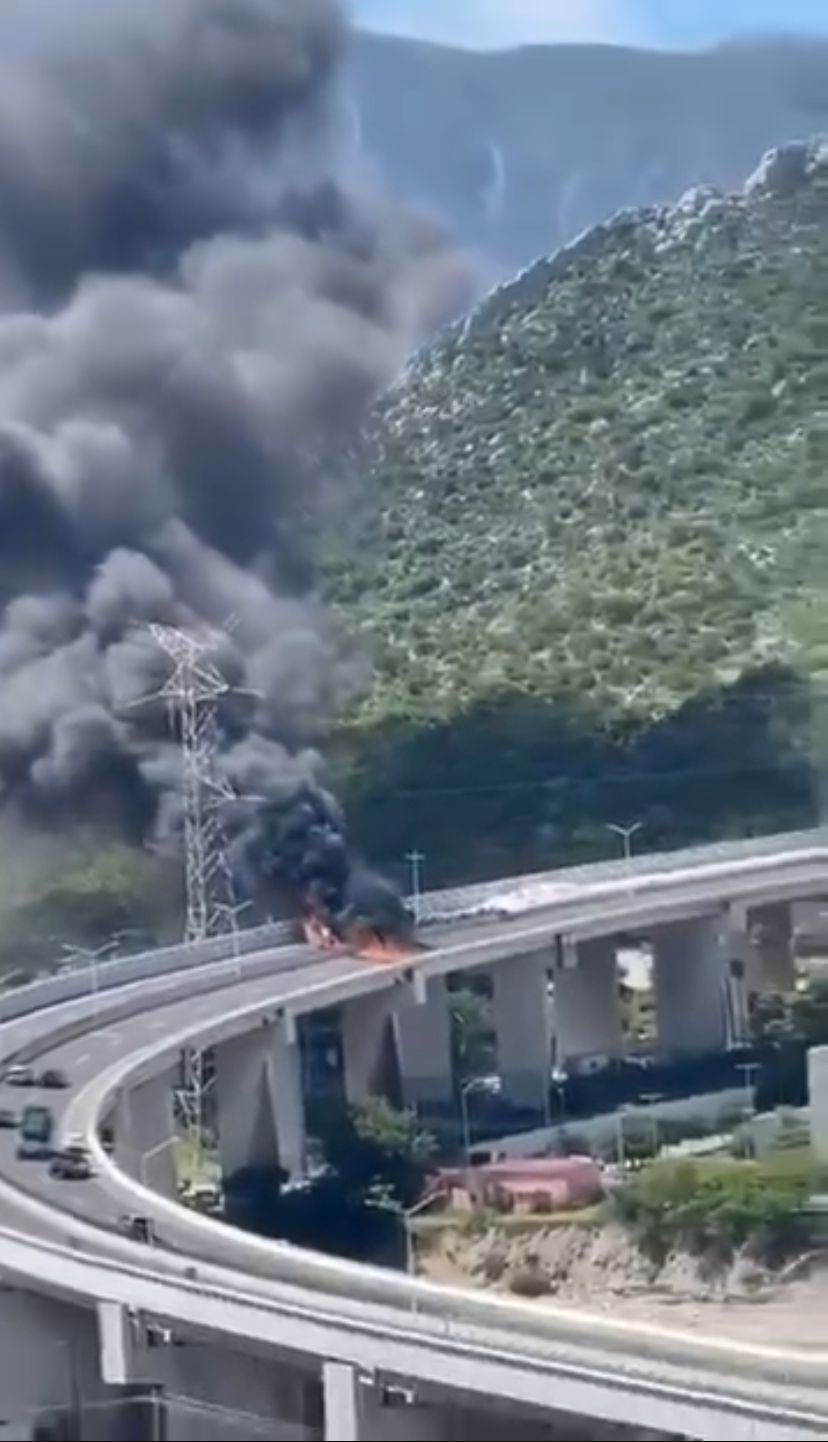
[74,1053,90,1067]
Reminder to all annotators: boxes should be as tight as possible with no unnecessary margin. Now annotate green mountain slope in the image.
[321,144,827,883]
[330,142,827,736]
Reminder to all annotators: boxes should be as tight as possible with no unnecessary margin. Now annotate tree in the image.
[791,977,828,1046]
[450,985,494,1081]
[751,978,828,1048]
[321,1097,435,1210]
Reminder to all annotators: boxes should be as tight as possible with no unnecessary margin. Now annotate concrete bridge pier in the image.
[492,953,552,1111]
[748,901,795,993]
[553,936,624,1069]
[214,1018,306,1181]
[342,988,403,1108]
[324,1364,446,1441]
[809,1045,828,1186]
[114,1067,178,1196]
[652,916,729,1055]
[395,975,454,1109]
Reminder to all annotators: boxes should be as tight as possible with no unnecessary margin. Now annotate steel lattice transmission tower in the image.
[147,623,245,1146]
[149,623,243,949]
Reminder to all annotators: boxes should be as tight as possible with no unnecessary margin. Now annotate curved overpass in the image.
[2,833,828,1439]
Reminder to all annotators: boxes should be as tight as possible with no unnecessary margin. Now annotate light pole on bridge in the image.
[606,821,644,867]
[406,850,425,925]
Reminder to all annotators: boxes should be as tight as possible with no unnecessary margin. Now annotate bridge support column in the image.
[809,1046,828,1185]
[215,1019,306,1181]
[653,916,729,1056]
[97,1302,139,1386]
[324,1362,371,1440]
[395,976,453,1108]
[552,936,623,1069]
[342,989,402,1108]
[115,1068,177,1196]
[492,954,551,1111]
[721,905,752,1048]
[323,1365,446,1441]
[749,901,795,993]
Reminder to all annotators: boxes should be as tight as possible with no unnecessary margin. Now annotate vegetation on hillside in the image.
[0,840,180,979]
[320,143,828,881]
[332,142,827,734]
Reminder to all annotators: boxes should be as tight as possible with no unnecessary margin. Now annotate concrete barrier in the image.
[0,920,294,1027]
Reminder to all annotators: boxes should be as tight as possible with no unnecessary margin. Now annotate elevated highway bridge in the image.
[0,831,827,1439]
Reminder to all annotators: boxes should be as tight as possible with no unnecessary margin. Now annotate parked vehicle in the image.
[0,1108,18,1129]
[4,1066,35,1088]
[37,1069,69,1090]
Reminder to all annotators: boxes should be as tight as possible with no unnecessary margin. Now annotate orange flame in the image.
[302,911,345,954]
[346,923,423,966]
[302,910,423,965]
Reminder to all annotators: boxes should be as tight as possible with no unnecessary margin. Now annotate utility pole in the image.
[406,850,425,924]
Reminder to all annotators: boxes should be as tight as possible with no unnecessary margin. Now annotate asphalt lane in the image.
[0,950,366,1233]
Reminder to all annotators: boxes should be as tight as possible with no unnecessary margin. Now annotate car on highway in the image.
[117,1213,157,1244]
[17,1104,55,1161]
[49,1142,93,1181]
[0,1108,18,1129]
[16,1137,53,1161]
[3,1066,36,1088]
[37,1068,69,1090]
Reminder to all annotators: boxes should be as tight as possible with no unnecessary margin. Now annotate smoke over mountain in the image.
[0,0,465,909]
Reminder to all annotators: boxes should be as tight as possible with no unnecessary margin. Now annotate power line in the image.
[381,759,813,802]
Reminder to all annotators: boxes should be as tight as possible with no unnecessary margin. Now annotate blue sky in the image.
[352,1,828,49]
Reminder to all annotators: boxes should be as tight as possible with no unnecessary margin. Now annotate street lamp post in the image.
[460,1081,474,1166]
[405,850,425,925]
[551,1073,567,1124]
[61,939,117,1014]
[615,1104,642,1171]
[639,1092,664,1157]
[403,1195,435,1280]
[736,1061,760,1117]
[139,1134,178,1192]
[607,821,644,868]
[460,1077,496,1165]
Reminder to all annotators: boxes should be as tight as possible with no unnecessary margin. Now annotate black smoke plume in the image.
[0,0,465,923]
[237,782,414,941]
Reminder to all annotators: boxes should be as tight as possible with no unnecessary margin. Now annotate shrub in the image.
[508,1259,552,1298]
[482,1246,510,1282]
[613,1158,808,1268]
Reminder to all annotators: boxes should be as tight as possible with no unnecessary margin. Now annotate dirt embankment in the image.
[418,1221,828,1347]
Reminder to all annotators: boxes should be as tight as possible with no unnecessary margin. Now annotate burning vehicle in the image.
[240,784,423,963]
